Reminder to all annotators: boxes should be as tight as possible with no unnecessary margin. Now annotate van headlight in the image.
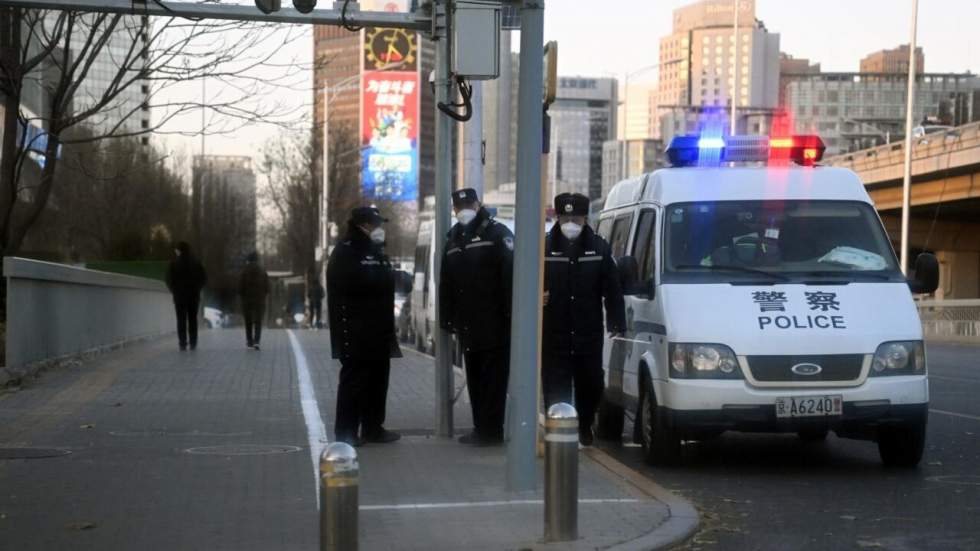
[871,341,925,376]
[669,343,742,379]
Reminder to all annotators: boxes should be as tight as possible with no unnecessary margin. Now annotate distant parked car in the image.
[203,307,226,329]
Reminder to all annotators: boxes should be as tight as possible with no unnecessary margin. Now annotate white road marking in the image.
[287,329,329,502]
[359,498,642,511]
[930,408,980,422]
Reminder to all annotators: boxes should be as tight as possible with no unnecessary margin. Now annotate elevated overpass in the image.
[825,121,980,299]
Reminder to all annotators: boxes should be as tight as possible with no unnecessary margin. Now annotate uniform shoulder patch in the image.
[503,237,514,251]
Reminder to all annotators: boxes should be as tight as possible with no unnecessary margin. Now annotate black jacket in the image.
[327,228,401,360]
[439,207,514,352]
[239,263,270,307]
[543,224,626,357]
[166,255,207,301]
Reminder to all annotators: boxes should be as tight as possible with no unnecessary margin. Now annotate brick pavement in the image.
[0,328,677,550]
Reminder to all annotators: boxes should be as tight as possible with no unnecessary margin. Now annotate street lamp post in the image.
[900,0,919,275]
[621,63,659,180]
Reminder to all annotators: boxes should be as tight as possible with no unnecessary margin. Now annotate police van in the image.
[595,135,939,467]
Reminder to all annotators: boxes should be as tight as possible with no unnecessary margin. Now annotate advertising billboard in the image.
[361,70,419,202]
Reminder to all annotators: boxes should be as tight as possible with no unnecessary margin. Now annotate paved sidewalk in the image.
[0,328,689,550]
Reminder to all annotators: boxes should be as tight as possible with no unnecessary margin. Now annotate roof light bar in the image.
[665,134,826,167]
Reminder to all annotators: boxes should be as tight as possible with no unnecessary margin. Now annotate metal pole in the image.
[433,0,454,438]
[319,443,359,551]
[730,0,739,134]
[900,0,919,275]
[507,0,545,493]
[497,30,513,190]
[463,81,485,195]
[544,402,578,542]
[621,72,629,179]
[322,84,330,292]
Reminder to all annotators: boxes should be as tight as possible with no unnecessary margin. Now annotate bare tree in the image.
[0,8,310,264]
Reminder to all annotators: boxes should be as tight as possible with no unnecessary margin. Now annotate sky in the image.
[163,0,980,161]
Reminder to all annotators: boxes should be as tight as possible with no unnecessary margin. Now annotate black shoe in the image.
[179,344,187,351]
[476,434,504,447]
[579,427,595,447]
[364,429,401,444]
[458,431,480,445]
[246,341,253,349]
[189,343,197,351]
[253,344,261,351]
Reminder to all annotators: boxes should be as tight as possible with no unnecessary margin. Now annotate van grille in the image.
[745,354,864,383]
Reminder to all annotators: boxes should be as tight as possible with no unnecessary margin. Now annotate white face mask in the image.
[369,227,386,244]
[560,222,583,240]
[456,208,477,226]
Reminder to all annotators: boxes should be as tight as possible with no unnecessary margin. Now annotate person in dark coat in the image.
[165,241,208,351]
[327,206,402,447]
[308,278,325,329]
[542,193,626,446]
[239,252,270,350]
[439,188,514,446]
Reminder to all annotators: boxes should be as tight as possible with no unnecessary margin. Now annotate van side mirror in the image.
[395,270,413,294]
[617,256,641,295]
[907,253,939,295]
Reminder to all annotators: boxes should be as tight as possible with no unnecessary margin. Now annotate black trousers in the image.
[334,354,391,441]
[310,301,322,327]
[174,294,200,348]
[243,304,265,345]
[463,346,510,439]
[542,350,604,434]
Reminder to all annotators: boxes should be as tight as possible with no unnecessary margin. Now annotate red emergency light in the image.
[768,135,826,166]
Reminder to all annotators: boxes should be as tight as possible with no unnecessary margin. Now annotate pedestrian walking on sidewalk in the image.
[239,252,270,350]
[439,188,514,446]
[308,278,325,329]
[542,193,625,446]
[165,241,208,351]
[327,206,402,447]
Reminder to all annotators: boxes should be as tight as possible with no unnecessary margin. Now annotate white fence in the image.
[917,299,980,343]
[4,257,173,370]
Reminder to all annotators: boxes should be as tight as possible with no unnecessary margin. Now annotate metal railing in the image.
[917,299,980,343]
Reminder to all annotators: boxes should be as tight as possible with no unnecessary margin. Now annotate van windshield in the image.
[663,200,904,283]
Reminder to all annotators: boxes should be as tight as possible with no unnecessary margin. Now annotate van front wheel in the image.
[639,376,682,466]
[878,420,926,468]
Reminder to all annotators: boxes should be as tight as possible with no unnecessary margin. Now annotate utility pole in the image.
[433,0,454,438]
[730,0,739,134]
[900,0,919,275]
[507,0,545,492]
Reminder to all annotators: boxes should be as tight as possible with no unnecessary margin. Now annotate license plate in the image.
[775,395,843,419]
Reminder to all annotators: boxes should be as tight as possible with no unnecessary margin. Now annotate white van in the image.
[595,135,939,467]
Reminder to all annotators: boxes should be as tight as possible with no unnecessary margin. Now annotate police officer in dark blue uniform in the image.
[327,206,402,447]
[439,188,514,446]
[543,193,626,446]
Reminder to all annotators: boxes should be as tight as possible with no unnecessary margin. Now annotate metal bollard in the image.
[319,442,359,551]
[544,402,578,542]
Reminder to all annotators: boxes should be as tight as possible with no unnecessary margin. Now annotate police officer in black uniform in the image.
[327,206,402,446]
[440,188,514,446]
[542,193,625,446]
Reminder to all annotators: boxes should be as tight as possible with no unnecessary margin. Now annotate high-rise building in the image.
[621,82,659,140]
[482,47,519,193]
[860,44,924,74]
[548,76,618,201]
[783,72,980,155]
[657,0,780,126]
[778,53,821,108]
[192,155,257,273]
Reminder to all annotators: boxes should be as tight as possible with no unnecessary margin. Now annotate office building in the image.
[548,76,618,200]
[783,72,980,155]
[601,139,666,199]
[621,82,659,140]
[657,0,780,131]
[481,47,519,194]
[778,53,821,108]
[860,44,924,74]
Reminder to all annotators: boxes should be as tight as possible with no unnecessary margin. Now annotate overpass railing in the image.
[3,257,174,371]
[825,120,980,182]
[917,299,980,344]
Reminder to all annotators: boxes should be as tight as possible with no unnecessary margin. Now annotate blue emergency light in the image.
[665,135,826,167]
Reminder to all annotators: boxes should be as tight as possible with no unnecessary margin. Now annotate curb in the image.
[584,447,699,551]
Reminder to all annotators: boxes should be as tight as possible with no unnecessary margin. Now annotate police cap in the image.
[451,188,480,208]
[349,206,388,226]
[554,193,589,216]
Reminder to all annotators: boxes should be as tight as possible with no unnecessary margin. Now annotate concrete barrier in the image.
[3,257,174,370]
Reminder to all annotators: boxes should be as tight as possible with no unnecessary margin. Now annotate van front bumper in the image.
[654,375,929,439]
